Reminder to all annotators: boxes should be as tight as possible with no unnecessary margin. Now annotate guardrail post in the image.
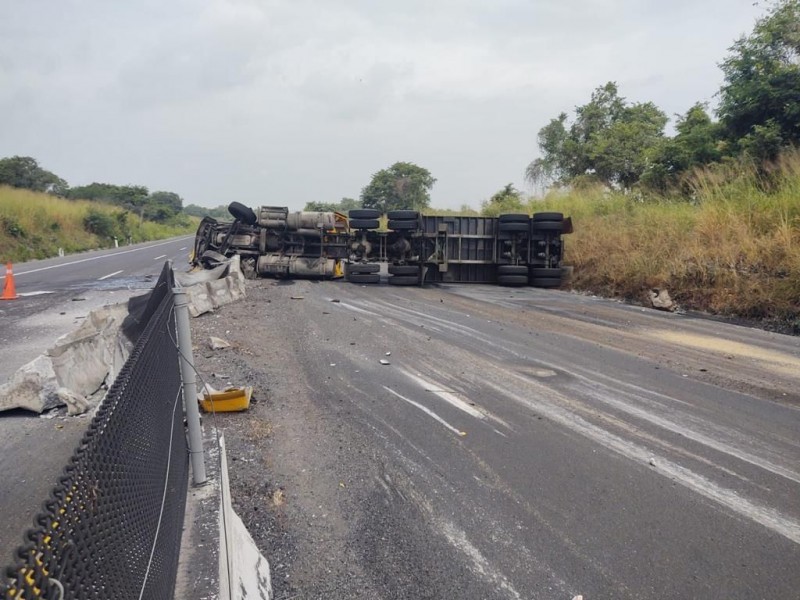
[173,288,207,485]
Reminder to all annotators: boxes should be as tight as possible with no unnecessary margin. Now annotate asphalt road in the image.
[0,236,194,564]
[192,278,800,600]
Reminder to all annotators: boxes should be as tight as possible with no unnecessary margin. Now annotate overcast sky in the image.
[0,0,765,211]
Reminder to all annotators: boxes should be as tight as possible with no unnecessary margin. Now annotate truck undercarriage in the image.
[191,203,573,287]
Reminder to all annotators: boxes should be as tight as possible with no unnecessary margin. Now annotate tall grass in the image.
[531,150,800,329]
[0,186,198,263]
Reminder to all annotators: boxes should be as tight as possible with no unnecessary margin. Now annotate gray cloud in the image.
[0,0,764,210]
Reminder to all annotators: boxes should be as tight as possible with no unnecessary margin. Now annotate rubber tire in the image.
[388,219,418,230]
[531,221,563,232]
[388,275,420,286]
[348,208,381,219]
[533,212,564,222]
[349,218,380,229]
[387,210,419,220]
[388,265,420,275]
[529,267,562,278]
[497,275,529,286]
[348,273,380,284]
[498,222,529,233]
[498,213,529,223]
[530,277,562,288]
[497,265,528,276]
[346,263,380,275]
[228,201,257,225]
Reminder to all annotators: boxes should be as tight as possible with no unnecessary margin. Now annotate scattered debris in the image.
[330,298,341,303]
[199,384,252,413]
[271,488,286,507]
[385,352,391,356]
[290,296,304,300]
[71,297,86,302]
[649,288,676,312]
[648,457,656,467]
[211,373,230,379]
[209,336,231,350]
[379,359,390,365]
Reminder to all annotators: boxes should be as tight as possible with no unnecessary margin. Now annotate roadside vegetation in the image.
[536,153,799,330]
[0,185,197,263]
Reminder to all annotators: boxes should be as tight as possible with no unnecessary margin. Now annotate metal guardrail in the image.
[2,264,189,599]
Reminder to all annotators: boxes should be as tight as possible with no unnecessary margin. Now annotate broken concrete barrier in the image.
[176,255,247,318]
[0,303,131,414]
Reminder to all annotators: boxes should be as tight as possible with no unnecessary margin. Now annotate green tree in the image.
[184,204,231,219]
[360,162,436,212]
[146,191,183,222]
[68,183,149,208]
[718,0,800,160]
[641,103,723,191]
[526,82,667,189]
[304,198,362,213]
[481,183,524,216]
[0,156,68,195]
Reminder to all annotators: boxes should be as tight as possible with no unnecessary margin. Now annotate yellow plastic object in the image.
[200,386,252,413]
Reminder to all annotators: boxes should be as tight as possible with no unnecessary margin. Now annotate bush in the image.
[83,209,117,238]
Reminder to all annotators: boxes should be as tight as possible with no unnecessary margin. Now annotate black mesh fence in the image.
[2,265,189,599]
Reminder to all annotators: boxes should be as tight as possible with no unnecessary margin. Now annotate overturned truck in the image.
[191,202,573,287]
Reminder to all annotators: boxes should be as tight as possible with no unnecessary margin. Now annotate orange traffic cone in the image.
[1,262,18,300]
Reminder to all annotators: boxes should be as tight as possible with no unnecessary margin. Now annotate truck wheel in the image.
[532,212,563,222]
[497,275,528,286]
[349,218,380,229]
[498,265,528,276]
[387,219,418,230]
[529,267,562,278]
[388,265,420,275]
[498,222,528,233]
[348,273,380,284]
[348,209,381,219]
[228,201,257,225]
[388,275,420,286]
[346,263,380,275]
[531,221,563,232]
[387,210,419,220]
[530,277,562,288]
[498,213,529,223]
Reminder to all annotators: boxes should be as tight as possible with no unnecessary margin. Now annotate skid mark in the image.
[483,379,800,545]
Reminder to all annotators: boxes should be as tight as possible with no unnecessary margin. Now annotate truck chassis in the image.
[191,203,572,288]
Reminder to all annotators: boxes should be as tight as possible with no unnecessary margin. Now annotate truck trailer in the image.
[191,203,572,288]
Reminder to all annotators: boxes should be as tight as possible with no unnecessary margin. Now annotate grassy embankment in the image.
[534,152,800,332]
[0,185,198,263]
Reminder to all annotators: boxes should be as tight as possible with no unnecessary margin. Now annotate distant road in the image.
[0,235,194,565]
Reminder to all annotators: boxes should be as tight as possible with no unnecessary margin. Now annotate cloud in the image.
[0,0,766,210]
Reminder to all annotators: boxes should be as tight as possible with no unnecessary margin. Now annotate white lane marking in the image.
[16,291,56,297]
[402,370,486,420]
[485,380,800,545]
[98,270,124,281]
[3,237,193,279]
[383,386,466,437]
[153,254,167,260]
[440,520,523,600]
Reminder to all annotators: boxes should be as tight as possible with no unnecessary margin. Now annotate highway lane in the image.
[0,235,194,565]
[193,279,800,599]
